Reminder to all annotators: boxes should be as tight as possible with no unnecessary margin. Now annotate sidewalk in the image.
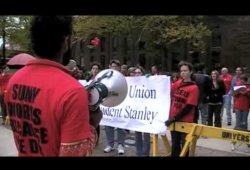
[195,111,250,156]
[93,127,249,157]
[0,110,249,156]
[0,125,17,156]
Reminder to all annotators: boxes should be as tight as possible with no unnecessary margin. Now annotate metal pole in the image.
[2,17,6,66]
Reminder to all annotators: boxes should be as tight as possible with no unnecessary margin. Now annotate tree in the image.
[223,16,250,69]
[0,16,32,55]
[74,16,151,63]
[73,16,211,68]
[145,16,211,51]
[0,16,7,64]
[7,16,33,51]
[74,16,210,50]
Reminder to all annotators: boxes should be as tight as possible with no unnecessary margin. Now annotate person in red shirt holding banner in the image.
[4,16,102,156]
[233,74,250,131]
[165,61,199,157]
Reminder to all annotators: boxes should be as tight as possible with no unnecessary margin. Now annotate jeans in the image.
[207,104,222,127]
[222,94,232,123]
[198,102,208,125]
[104,126,126,147]
[235,109,249,130]
[135,132,151,156]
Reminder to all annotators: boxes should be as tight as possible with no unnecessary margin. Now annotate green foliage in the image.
[74,16,148,38]
[0,16,32,51]
[73,15,211,51]
[74,16,110,39]
[0,16,210,53]
[146,16,211,50]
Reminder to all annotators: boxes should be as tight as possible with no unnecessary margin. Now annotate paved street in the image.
[0,109,250,157]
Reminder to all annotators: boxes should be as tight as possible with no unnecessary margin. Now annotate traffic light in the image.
[90,37,100,47]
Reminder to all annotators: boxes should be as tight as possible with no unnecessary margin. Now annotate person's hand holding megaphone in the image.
[88,91,103,129]
[89,106,103,129]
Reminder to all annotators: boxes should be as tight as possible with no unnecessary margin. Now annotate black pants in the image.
[207,104,222,127]
[170,131,189,157]
[96,125,100,145]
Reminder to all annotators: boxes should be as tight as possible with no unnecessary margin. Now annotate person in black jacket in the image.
[193,63,211,125]
[207,70,226,127]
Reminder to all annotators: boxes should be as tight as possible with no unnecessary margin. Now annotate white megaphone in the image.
[85,69,128,110]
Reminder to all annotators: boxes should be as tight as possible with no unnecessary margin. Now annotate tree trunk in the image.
[163,46,168,71]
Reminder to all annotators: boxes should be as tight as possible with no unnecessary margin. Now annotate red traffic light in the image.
[90,37,100,47]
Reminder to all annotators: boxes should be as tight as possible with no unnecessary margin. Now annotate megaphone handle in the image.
[87,70,113,90]
[86,79,98,90]
[89,104,99,111]
[97,70,113,82]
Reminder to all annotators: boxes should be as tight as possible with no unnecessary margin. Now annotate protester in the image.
[165,61,199,157]
[4,16,102,156]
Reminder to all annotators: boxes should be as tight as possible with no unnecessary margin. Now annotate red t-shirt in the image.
[219,74,233,94]
[4,59,91,156]
[171,79,183,98]
[170,80,199,123]
[234,83,250,111]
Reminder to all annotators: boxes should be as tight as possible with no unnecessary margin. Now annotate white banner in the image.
[100,75,170,134]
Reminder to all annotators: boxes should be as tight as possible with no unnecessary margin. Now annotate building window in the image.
[172,52,180,72]
[191,51,200,64]
[112,37,117,51]
[100,55,106,69]
[123,37,128,53]
[153,55,162,71]
[211,51,221,67]
[212,33,221,47]
[100,37,106,52]
[175,40,181,47]
[80,40,84,49]
[80,56,84,67]
[111,54,117,60]
[89,48,94,53]
[90,56,94,62]
[123,56,127,64]
[139,54,146,68]
[138,41,145,50]
[80,40,84,53]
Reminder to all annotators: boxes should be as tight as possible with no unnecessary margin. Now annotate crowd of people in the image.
[63,58,250,157]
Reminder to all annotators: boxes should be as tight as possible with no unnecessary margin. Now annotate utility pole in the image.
[1,16,6,66]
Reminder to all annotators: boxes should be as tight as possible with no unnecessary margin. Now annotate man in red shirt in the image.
[165,61,199,157]
[220,67,233,125]
[4,16,102,156]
